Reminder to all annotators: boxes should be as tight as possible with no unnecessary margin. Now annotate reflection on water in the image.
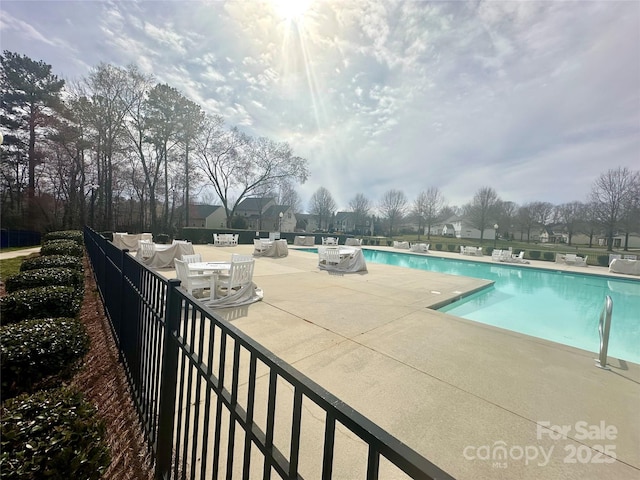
[363,250,640,363]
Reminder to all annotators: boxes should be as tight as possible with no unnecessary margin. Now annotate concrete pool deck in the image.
[155,244,639,480]
[4,244,638,479]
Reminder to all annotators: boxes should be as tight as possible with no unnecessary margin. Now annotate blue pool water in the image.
[305,248,640,363]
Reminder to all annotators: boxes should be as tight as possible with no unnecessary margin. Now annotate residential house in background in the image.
[334,211,357,233]
[235,197,296,232]
[539,226,568,243]
[294,213,321,233]
[597,233,640,249]
[177,204,226,228]
[429,215,497,240]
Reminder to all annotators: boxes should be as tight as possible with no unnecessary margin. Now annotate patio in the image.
[156,244,639,479]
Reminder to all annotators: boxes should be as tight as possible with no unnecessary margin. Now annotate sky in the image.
[1,0,639,212]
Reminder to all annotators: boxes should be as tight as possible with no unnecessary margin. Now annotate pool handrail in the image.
[595,295,613,369]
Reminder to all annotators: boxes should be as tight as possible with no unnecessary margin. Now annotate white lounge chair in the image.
[564,254,577,265]
[410,243,429,253]
[174,259,212,297]
[575,255,588,267]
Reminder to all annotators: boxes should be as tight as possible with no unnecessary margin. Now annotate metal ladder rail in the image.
[595,295,613,369]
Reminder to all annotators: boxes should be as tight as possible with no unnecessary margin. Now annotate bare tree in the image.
[309,187,336,230]
[379,189,408,238]
[348,193,371,234]
[413,187,444,240]
[195,119,308,227]
[463,186,499,243]
[555,201,584,246]
[278,180,302,213]
[529,201,555,230]
[590,167,640,251]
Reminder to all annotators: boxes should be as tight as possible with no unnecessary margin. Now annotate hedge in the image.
[1,317,90,398]
[0,387,110,480]
[4,268,83,294]
[42,230,84,246]
[0,286,82,325]
[40,240,83,258]
[19,254,83,272]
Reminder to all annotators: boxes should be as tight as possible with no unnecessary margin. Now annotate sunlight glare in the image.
[272,0,313,21]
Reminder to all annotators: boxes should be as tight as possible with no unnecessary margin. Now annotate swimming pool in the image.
[326,249,640,363]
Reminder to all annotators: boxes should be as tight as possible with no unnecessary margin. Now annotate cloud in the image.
[0,0,637,211]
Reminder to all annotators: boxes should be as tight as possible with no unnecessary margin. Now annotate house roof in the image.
[263,205,290,217]
[236,197,275,212]
[335,211,357,222]
[181,204,222,219]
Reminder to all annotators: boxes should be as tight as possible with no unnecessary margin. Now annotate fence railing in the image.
[84,227,454,480]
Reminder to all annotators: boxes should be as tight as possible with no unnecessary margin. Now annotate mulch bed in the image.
[71,257,155,480]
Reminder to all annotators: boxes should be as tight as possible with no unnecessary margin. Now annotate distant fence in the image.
[83,227,453,480]
[0,229,41,249]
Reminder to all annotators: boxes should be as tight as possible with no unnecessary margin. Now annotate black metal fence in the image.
[0,229,41,248]
[84,227,453,480]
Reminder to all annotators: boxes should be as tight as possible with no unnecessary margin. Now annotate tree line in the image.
[307,168,639,252]
[0,51,308,235]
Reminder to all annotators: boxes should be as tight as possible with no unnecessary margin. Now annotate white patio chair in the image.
[181,253,202,264]
[139,241,155,259]
[318,246,341,266]
[213,258,255,299]
[564,254,577,265]
[460,246,466,255]
[174,259,212,297]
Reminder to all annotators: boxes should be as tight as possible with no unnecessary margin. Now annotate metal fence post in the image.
[155,279,182,479]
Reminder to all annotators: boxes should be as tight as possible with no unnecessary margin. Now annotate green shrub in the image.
[0,286,82,325]
[40,240,83,258]
[447,244,456,252]
[597,255,609,267]
[20,254,83,272]
[386,240,393,246]
[0,387,110,480]
[529,250,541,259]
[1,318,90,398]
[485,246,494,256]
[435,243,442,250]
[543,252,555,261]
[5,268,83,294]
[361,238,369,245]
[42,230,84,245]
[156,233,170,244]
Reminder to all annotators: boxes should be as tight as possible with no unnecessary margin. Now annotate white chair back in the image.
[182,253,202,264]
[323,246,341,265]
[139,241,155,259]
[232,254,253,262]
[217,259,255,298]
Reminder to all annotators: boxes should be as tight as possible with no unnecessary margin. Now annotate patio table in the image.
[294,235,315,246]
[136,242,194,268]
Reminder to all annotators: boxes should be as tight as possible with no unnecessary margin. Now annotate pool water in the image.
[359,250,640,363]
